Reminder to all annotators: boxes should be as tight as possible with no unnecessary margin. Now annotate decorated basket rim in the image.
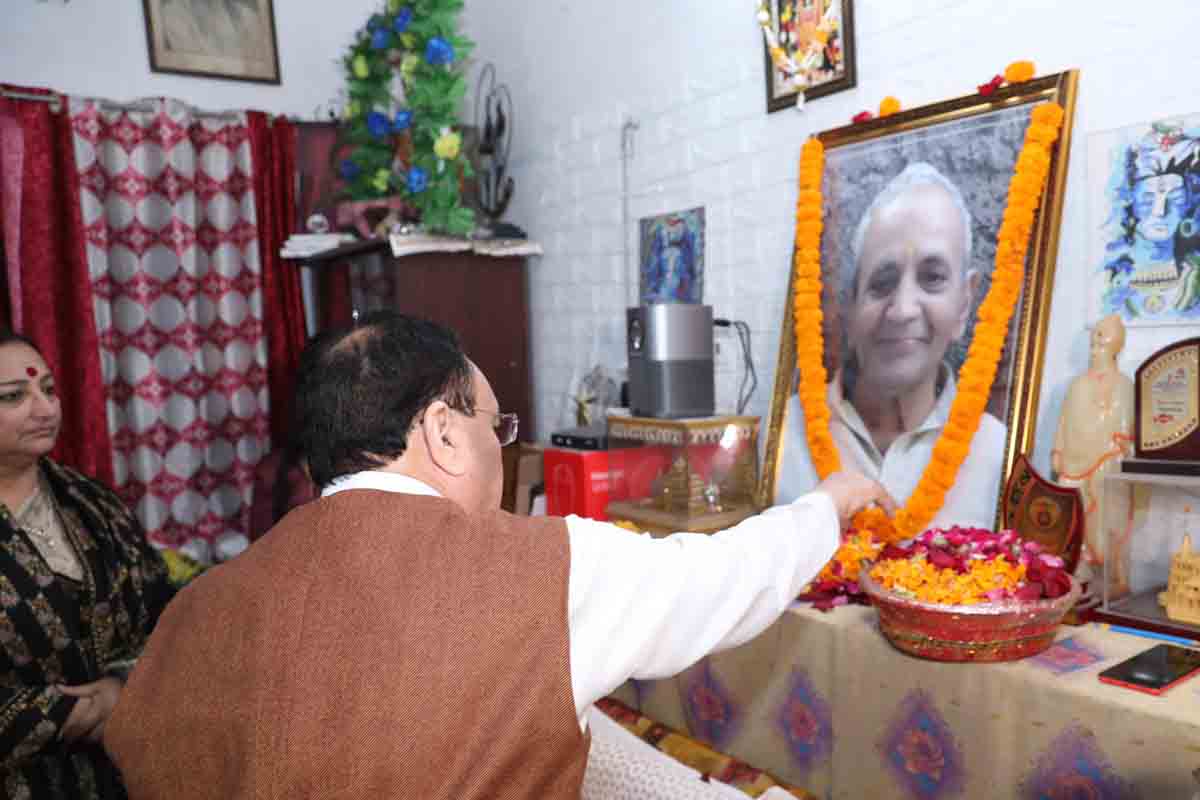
[858,569,1082,617]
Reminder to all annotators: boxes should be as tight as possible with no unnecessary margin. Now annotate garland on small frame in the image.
[339,0,475,235]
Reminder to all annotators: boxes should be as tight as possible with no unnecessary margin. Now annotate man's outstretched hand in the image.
[815,471,898,530]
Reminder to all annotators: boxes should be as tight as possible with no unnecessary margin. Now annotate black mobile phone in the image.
[1098,642,1200,696]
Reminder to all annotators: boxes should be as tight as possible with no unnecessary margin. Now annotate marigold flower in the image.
[1031,103,1065,127]
[879,96,902,117]
[1004,61,1036,83]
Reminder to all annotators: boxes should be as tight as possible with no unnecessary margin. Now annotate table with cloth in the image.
[609,603,1200,799]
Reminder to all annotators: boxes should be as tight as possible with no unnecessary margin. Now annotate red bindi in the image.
[25,367,37,378]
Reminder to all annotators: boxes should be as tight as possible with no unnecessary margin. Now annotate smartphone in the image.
[1098,642,1200,696]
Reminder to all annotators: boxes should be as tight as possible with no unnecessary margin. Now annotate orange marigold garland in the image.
[790,100,1066,550]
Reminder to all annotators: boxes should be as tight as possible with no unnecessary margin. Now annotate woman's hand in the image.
[58,677,122,744]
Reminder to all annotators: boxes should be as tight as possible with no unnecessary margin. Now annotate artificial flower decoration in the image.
[878,96,901,117]
[851,110,873,124]
[434,128,462,160]
[371,168,391,194]
[407,166,428,193]
[341,1,476,235]
[1004,60,1036,83]
[366,111,391,138]
[339,159,362,181]
[392,6,412,33]
[425,37,455,66]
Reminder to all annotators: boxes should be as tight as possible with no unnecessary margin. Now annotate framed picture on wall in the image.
[760,72,1079,530]
[639,207,705,304]
[142,0,281,84]
[1087,113,1200,326]
[762,0,856,113]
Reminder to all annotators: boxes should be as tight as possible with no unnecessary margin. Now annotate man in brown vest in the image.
[104,311,893,799]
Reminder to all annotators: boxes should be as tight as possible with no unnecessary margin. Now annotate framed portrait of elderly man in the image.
[761,71,1079,531]
[143,0,281,84]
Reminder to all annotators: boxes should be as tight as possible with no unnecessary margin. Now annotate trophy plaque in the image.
[1126,338,1200,475]
[1001,454,1084,574]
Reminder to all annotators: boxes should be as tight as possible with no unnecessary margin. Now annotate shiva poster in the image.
[1088,115,1200,326]
[639,207,705,304]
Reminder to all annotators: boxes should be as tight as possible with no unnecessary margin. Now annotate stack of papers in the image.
[280,233,355,259]
[389,233,544,259]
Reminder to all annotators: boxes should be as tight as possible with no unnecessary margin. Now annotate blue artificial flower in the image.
[371,29,390,50]
[424,37,455,66]
[339,159,361,181]
[392,109,413,132]
[407,166,429,194]
[393,7,413,34]
[366,111,391,138]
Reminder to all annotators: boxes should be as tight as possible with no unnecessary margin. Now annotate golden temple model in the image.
[657,457,710,514]
[1159,534,1200,627]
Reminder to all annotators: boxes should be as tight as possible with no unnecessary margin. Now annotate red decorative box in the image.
[543,448,611,520]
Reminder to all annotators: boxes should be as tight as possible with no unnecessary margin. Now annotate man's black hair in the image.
[293,311,476,488]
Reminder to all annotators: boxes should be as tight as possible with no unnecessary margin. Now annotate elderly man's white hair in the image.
[846,162,973,298]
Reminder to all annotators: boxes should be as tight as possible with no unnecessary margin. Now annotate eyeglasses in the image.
[475,408,519,446]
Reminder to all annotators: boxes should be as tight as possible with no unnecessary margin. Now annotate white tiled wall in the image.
[465,0,1200,474]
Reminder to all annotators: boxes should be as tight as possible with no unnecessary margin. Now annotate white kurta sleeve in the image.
[565,491,839,719]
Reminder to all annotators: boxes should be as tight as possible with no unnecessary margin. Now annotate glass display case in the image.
[604,415,760,536]
[1097,471,1200,639]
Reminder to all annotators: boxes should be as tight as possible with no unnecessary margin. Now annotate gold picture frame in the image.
[143,0,281,85]
[759,71,1079,529]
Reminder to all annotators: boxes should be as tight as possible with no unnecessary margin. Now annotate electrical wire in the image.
[733,320,757,414]
[714,318,758,415]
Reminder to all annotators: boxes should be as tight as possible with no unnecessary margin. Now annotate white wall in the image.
[463,0,1200,475]
[2,1,378,117]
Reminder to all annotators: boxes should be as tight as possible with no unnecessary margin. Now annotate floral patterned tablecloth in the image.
[610,603,1200,799]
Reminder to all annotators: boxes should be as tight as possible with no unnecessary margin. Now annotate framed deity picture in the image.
[142,0,281,84]
[1087,113,1200,326]
[760,71,1079,530]
[763,0,856,113]
[639,207,705,304]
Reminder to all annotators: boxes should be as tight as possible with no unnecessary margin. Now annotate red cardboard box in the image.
[543,448,610,520]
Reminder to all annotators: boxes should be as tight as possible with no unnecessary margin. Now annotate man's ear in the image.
[421,400,467,477]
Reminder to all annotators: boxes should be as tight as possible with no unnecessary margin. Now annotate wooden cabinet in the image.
[390,251,533,440]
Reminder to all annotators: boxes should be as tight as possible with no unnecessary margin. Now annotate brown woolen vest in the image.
[105,490,588,799]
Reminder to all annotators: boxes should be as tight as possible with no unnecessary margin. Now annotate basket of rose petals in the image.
[859,527,1080,662]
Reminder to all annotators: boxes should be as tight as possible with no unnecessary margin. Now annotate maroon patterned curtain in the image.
[71,97,270,550]
[248,112,306,447]
[0,85,114,485]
